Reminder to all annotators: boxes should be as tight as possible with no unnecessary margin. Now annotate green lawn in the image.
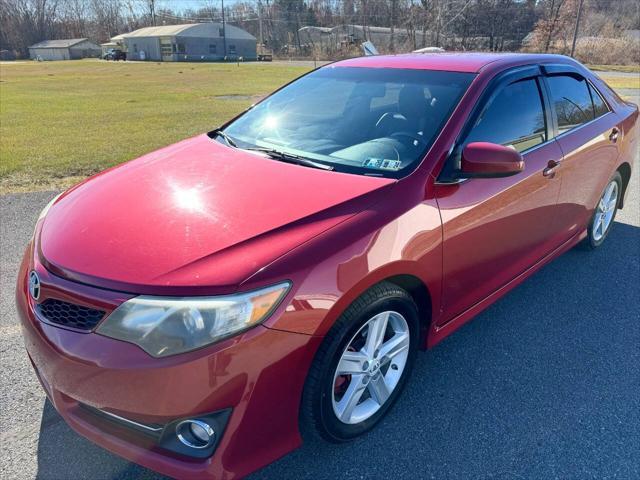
[588,64,640,74]
[0,60,311,192]
[0,59,638,193]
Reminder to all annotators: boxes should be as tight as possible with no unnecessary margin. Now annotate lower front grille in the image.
[36,299,105,331]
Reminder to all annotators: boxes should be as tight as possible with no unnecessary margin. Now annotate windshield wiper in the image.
[244,147,334,171]
[212,129,238,148]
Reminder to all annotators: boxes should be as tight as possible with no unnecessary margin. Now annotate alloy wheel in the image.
[592,180,619,242]
[331,311,410,425]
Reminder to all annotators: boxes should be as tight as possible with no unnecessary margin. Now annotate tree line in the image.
[1,0,638,64]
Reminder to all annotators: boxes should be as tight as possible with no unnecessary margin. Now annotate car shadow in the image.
[35,222,640,479]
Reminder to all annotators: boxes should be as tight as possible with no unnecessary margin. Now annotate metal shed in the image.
[120,23,257,61]
[28,39,101,60]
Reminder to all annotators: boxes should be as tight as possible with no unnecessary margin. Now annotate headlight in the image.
[96,282,291,357]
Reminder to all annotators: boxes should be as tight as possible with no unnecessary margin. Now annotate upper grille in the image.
[37,299,105,331]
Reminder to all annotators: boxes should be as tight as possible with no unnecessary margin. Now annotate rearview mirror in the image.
[460,142,524,178]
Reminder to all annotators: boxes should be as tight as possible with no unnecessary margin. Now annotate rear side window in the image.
[546,75,594,133]
[465,78,546,153]
[589,83,610,118]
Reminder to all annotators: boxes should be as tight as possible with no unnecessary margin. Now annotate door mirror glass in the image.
[460,142,524,178]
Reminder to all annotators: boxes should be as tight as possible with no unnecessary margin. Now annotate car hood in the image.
[39,134,394,294]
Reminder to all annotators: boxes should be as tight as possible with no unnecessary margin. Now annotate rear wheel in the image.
[581,172,622,250]
[300,282,420,442]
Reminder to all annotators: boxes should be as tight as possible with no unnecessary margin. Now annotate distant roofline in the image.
[116,22,255,40]
[28,38,89,49]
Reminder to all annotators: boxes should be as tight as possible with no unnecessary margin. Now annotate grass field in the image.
[0,60,638,193]
[588,64,640,74]
[0,60,311,192]
[595,75,640,91]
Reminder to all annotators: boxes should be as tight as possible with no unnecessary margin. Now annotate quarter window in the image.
[465,78,547,153]
[589,83,609,118]
[546,75,594,133]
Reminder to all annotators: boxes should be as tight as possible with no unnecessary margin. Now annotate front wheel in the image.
[581,172,622,250]
[300,282,420,442]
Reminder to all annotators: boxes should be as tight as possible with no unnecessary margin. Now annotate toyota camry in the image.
[17,53,637,479]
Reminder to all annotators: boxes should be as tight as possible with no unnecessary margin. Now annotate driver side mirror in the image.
[460,142,524,178]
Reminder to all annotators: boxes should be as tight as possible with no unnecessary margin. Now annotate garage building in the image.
[121,23,257,61]
[28,38,101,60]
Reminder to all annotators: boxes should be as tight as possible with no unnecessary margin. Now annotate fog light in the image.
[175,419,215,449]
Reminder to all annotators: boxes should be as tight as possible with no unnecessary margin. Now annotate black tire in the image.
[580,171,622,250]
[300,281,420,443]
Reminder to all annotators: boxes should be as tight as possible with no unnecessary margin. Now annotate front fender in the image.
[243,195,443,340]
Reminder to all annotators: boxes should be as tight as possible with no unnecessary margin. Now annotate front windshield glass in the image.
[220,66,475,178]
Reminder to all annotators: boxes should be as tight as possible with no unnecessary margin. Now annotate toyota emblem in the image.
[29,271,41,301]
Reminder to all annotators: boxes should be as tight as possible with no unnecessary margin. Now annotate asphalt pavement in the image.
[1,167,639,479]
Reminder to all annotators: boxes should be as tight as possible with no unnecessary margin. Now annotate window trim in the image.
[587,80,612,117]
[437,65,552,184]
[553,108,613,142]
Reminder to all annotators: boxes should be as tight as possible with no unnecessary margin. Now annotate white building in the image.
[28,39,101,60]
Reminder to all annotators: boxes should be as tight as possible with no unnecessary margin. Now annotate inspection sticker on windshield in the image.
[363,157,402,171]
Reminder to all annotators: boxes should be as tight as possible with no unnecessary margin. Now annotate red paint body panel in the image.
[436,139,565,322]
[39,134,392,294]
[333,52,546,73]
[18,248,323,479]
[16,53,638,479]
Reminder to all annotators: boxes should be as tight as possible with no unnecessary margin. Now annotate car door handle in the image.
[543,159,560,177]
[609,127,620,143]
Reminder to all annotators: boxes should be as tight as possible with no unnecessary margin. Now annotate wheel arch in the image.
[383,274,433,349]
[617,162,632,209]
[318,268,435,350]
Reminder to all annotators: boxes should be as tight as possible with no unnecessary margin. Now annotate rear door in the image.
[435,67,566,323]
[541,67,621,240]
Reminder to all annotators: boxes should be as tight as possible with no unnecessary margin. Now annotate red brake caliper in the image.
[333,347,355,396]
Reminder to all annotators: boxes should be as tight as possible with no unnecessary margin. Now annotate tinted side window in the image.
[547,75,595,133]
[465,78,546,153]
[589,83,609,118]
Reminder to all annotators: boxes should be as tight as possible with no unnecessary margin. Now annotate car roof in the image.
[331,52,578,73]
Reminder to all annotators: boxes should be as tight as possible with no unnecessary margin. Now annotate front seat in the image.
[398,84,429,135]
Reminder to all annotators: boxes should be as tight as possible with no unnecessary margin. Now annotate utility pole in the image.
[149,0,156,26]
[221,0,227,57]
[570,0,584,58]
[390,0,397,53]
[258,0,263,47]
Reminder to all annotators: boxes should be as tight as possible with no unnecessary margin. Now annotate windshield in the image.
[219,67,474,178]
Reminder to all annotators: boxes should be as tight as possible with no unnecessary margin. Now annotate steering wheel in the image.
[375,112,408,135]
[390,131,429,148]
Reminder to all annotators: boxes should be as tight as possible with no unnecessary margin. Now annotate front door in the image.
[436,74,566,324]
[160,37,173,61]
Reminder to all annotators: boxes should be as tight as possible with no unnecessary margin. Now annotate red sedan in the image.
[17,53,637,479]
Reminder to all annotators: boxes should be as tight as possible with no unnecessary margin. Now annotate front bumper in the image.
[16,246,322,479]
